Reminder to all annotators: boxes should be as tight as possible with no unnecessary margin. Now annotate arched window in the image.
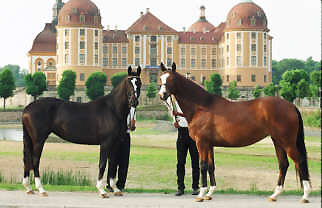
[251,16,256,25]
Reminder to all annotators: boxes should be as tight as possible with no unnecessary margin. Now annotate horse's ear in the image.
[172,62,176,72]
[137,66,141,76]
[160,62,167,72]
[128,66,132,75]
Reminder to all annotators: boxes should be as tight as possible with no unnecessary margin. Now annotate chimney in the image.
[140,11,144,17]
[146,8,150,13]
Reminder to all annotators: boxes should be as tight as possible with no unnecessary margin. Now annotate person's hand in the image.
[173,121,179,128]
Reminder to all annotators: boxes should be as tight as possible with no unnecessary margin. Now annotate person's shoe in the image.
[192,189,199,195]
[175,189,184,196]
[106,185,114,193]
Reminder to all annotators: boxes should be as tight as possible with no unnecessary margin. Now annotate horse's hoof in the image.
[300,199,309,203]
[26,190,35,195]
[195,197,204,202]
[100,193,109,198]
[204,196,212,200]
[268,197,277,202]
[40,192,48,197]
[114,191,123,196]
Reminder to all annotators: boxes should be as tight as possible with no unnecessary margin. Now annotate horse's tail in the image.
[294,107,310,187]
[22,114,34,175]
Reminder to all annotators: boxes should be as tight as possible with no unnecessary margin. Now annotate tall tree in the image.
[24,72,47,101]
[309,70,321,105]
[263,83,277,96]
[57,70,76,101]
[85,72,107,101]
[296,79,310,105]
[146,82,157,99]
[110,72,127,88]
[252,85,261,99]
[205,73,223,96]
[1,65,26,87]
[0,69,16,109]
[227,81,240,100]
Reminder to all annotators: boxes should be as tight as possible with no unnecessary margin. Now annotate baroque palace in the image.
[28,0,272,88]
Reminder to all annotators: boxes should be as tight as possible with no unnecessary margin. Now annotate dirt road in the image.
[0,190,320,208]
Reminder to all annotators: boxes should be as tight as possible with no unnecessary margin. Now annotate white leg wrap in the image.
[115,187,121,193]
[206,186,216,197]
[96,179,107,195]
[110,178,116,192]
[270,185,283,199]
[35,177,46,194]
[198,187,208,198]
[302,180,311,200]
[22,177,32,193]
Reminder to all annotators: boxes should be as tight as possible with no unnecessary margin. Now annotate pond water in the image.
[0,128,23,141]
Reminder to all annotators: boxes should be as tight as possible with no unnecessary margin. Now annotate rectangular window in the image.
[191,48,196,56]
[113,46,117,54]
[65,29,69,36]
[264,75,267,82]
[122,58,127,67]
[135,47,140,54]
[122,46,127,54]
[95,42,98,50]
[112,58,117,67]
[264,45,267,52]
[264,33,267,40]
[80,54,85,64]
[150,58,157,66]
[226,57,229,66]
[191,59,196,68]
[80,73,85,81]
[167,36,172,42]
[95,30,98,37]
[237,32,241,39]
[251,74,256,82]
[65,42,69,49]
[80,29,85,36]
[211,47,216,55]
[181,47,185,56]
[226,33,229,40]
[95,55,98,64]
[135,58,140,66]
[251,32,256,39]
[167,47,172,54]
[237,75,241,82]
[80,41,85,49]
[237,44,241,52]
[135,36,140,42]
[103,46,108,54]
[181,58,185,67]
[236,56,241,66]
[251,44,256,52]
[211,59,216,68]
[226,45,229,53]
[103,57,108,66]
[150,36,156,42]
[201,59,206,68]
[167,58,172,67]
[264,56,267,66]
[64,54,69,64]
[201,48,206,56]
[80,15,85,23]
[251,56,256,66]
[226,75,229,82]
[150,44,157,55]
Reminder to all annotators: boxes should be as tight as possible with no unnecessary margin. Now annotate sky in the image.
[0,0,320,70]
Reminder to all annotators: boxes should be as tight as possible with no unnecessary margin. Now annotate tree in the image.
[272,59,305,84]
[111,72,127,88]
[309,70,321,105]
[279,80,295,102]
[263,83,277,96]
[227,81,240,100]
[252,85,261,99]
[85,72,107,101]
[0,69,16,109]
[146,82,157,99]
[0,65,26,87]
[296,79,310,105]
[24,72,47,101]
[205,73,222,96]
[57,70,76,101]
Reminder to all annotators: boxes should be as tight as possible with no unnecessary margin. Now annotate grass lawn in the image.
[0,120,320,194]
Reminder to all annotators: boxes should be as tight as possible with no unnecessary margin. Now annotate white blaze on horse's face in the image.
[158,73,170,99]
[130,77,138,98]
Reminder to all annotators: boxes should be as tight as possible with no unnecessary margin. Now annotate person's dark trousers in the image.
[176,127,200,191]
[107,133,131,190]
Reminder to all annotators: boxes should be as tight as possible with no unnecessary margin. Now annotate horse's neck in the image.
[111,81,130,119]
[174,95,195,122]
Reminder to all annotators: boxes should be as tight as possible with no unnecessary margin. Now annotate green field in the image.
[0,120,320,195]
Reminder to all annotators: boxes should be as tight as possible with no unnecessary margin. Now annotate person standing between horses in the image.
[166,95,200,196]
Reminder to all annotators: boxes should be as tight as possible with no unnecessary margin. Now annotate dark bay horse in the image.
[22,66,141,198]
[158,63,311,203]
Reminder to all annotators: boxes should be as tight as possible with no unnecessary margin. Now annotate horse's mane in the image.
[174,72,217,107]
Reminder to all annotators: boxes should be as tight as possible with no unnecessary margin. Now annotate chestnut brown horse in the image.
[22,66,141,198]
[158,63,311,203]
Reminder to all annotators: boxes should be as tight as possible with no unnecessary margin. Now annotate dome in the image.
[226,1,268,31]
[188,6,215,33]
[29,23,56,54]
[57,0,102,28]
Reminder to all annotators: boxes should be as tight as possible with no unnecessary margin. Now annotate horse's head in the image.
[158,62,177,101]
[126,65,142,108]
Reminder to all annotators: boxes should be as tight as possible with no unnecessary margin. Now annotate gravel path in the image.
[0,190,320,208]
